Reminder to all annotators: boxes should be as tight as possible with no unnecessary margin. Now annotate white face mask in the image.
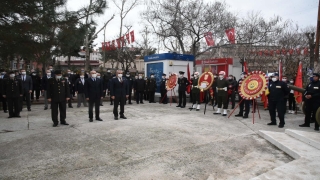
[162,76,166,79]
[118,74,123,78]
[180,75,183,78]
[282,78,287,82]
[126,75,130,77]
[272,77,277,82]
[97,76,101,78]
[139,76,142,79]
[68,72,71,74]
[10,74,15,78]
[228,77,232,80]
[240,75,244,79]
[21,72,26,75]
[214,76,217,78]
[219,75,224,79]
[290,81,294,83]
[151,75,154,78]
[56,75,62,79]
[80,76,84,78]
[49,69,53,71]
[47,73,51,76]
[91,74,97,78]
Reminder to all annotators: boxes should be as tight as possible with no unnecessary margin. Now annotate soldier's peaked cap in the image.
[313,73,320,77]
[54,70,62,74]
[162,73,166,76]
[179,71,185,74]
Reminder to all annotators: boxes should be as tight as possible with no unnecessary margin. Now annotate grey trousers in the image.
[77,93,87,107]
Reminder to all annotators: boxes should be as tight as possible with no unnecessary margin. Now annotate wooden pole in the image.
[315,0,320,62]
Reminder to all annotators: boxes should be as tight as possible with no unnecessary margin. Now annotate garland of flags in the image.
[101,30,135,51]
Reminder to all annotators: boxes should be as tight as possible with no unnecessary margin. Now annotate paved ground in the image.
[0,100,317,180]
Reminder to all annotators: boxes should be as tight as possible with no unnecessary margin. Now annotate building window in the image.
[13,63,17,69]
[19,64,23,69]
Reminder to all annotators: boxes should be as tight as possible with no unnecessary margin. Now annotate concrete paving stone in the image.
[0,102,314,179]
[285,129,320,150]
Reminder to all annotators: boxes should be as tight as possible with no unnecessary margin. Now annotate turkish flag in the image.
[294,61,303,104]
[303,47,309,55]
[276,49,280,54]
[289,49,294,55]
[296,48,301,55]
[112,40,116,50]
[101,42,106,51]
[243,59,248,74]
[204,32,215,46]
[270,50,274,56]
[120,36,125,46]
[116,38,121,48]
[106,41,111,50]
[225,28,235,44]
[281,49,286,55]
[126,33,130,44]
[130,30,135,42]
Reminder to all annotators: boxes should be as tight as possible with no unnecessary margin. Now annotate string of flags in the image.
[101,30,135,51]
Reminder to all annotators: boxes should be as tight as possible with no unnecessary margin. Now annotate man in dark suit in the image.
[2,71,23,118]
[160,73,167,104]
[147,73,157,103]
[75,73,87,108]
[41,69,52,110]
[125,72,133,104]
[19,69,33,111]
[30,70,41,102]
[177,71,189,108]
[134,73,145,104]
[47,70,70,127]
[110,69,129,120]
[85,70,104,122]
[0,69,9,113]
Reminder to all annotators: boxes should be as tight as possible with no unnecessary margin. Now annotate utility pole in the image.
[306,32,316,70]
[103,26,106,68]
[315,0,320,62]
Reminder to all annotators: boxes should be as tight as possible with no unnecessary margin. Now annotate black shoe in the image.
[100,104,103,106]
[129,102,132,104]
[120,116,127,119]
[243,115,248,118]
[222,114,227,116]
[176,105,181,107]
[89,118,93,122]
[235,114,243,117]
[267,122,277,125]
[53,123,58,127]
[28,109,31,111]
[299,124,310,127]
[61,122,69,125]
[96,118,103,121]
[314,127,319,131]
[44,107,48,110]
[4,110,8,113]
[110,103,113,105]
[15,115,21,118]
[180,106,185,108]
[8,116,13,118]
[278,124,284,128]
[137,102,139,104]
[68,106,73,108]
[140,102,144,104]
[152,102,156,103]
[114,117,118,120]
[163,102,167,104]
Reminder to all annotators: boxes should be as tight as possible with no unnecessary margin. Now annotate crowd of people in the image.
[0,67,319,131]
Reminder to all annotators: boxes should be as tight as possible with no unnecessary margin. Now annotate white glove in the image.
[216,87,218,91]
[223,87,227,91]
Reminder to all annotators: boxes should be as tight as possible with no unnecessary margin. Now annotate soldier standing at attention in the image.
[299,73,320,131]
[160,73,167,104]
[134,73,145,104]
[189,72,200,111]
[267,73,290,128]
[0,69,8,113]
[2,71,23,118]
[125,72,134,104]
[148,73,157,103]
[214,71,229,116]
[47,70,70,127]
[177,71,189,108]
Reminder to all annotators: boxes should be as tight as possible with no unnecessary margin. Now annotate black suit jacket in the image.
[47,78,70,102]
[110,77,129,97]
[19,75,33,92]
[75,78,86,94]
[84,78,103,100]
[2,78,23,98]
[41,75,52,91]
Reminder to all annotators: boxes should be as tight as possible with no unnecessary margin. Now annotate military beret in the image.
[274,73,279,77]
[54,70,62,74]
[179,71,185,74]
[313,73,320,77]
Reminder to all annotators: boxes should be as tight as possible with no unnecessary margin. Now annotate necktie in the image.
[23,76,25,81]
[120,78,122,82]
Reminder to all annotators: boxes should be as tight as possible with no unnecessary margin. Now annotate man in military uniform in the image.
[299,73,320,131]
[134,73,145,104]
[41,69,52,110]
[226,74,237,109]
[30,70,41,102]
[2,71,23,118]
[160,73,167,104]
[214,71,229,116]
[144,77,149,101]
[177,71,189,108]
[125,72,134,104]
[65,74,73,108]
[148,73,157,103]
[267,73,290,128]
[0,69,8,113]
[189,72,201,111]
[47,70,70,127]
[235,72,250,118]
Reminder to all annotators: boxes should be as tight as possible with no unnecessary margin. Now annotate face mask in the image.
[139,76,142,79]
[282,78,287,82]
[228,77,232,80]
[194,75,197,78]
[32,73,36,75]
[180,75,183,78]
[65,78,68,80]
[290,81,294,83]
[118,74,123,78]
[68,72,71,74]
[272,77,277,82]
[91,74,97,78]
[49,69,53,71]
[80,76,84,78]
[10,74,15,78]
[162,76,166,79]
[71,73,74,75]
[240,75,244,79]
[126,75,130,77]
[21,72,26,75]
[97,76,101,78]
[219,75,224,79]
[47,73,51,76]
[56,76,62,79]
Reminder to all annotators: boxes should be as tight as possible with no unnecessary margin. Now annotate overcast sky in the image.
[66,0,318,51]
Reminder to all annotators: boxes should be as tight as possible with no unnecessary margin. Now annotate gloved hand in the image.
[223,87,227,91]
